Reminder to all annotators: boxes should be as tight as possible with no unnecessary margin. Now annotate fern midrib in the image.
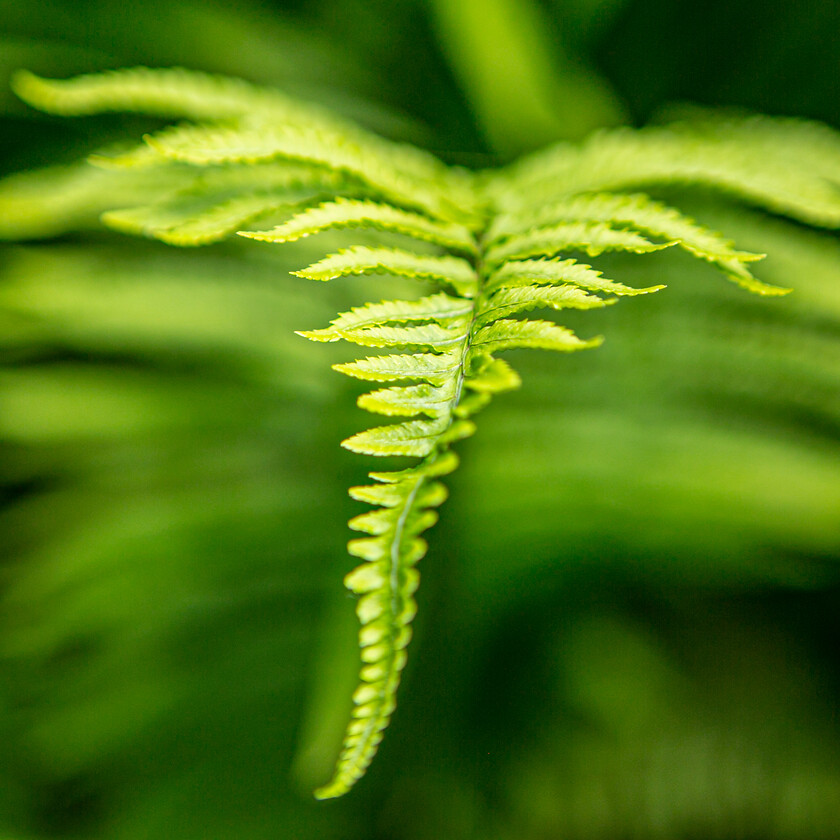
[450,225,490,411]
[390,478,423,616]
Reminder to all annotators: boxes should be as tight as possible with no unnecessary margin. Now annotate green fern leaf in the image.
[97,160,351,244]
[313,451,458,800]
[476,284,613,325]
[658,108,840,186]
[333,352,462,385]
[6,67,840,802]
[489,192,761,262]
[367,450,462,485]
[487,192,787,295]
[0,161,185,240]
[471,318,603,354]
[11,66,359,133]
[296,294,472,342]
[485,220,674,263]
[102,188,319,245]
[239,198,478,254]
[500,121,840,227]
[487,257,666,296]
[292,246,478,295]
[462,358,522,393]
[341,418,452,457]
[312,322,469,350]
[176,161,346,193]
[141,122,470,222]
[357,384,454,418]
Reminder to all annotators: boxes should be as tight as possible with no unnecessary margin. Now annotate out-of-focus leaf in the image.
[425,0,626,154]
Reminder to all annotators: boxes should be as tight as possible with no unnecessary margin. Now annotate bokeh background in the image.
[1,1,839,837]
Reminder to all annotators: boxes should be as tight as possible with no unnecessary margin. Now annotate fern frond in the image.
[102,188,321,246]
[292,246,479,296]
[471,318,603,353]
[297,294,472,341]
[12,70,474,224]
[498,119,840,227]
[658,108,840,185]
[143,122,474,223]
[137,122,463,221]
[6,67,840,802]
[239,198,478,255]
[313,450,458,800]
[486,257,665,296]
[317,322,469,351]
[485,220,674,263]
[11,66,355,132]
[12,68,471,207]
[99,159,351,245]
[0,143,349,243]
[333,352,462,385]
[476,284,613,324]
[487,192,786,295]
[357,384,454,418]
[488,192,759,259]
[0,161,185,240]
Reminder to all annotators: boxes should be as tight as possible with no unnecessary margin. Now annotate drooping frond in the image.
[0,145,351,243]
[496,119,840,227]
[313,450,457,800]
[488,192,762,261]
[101,188,319,246]
[137,122,471,222]
[4,67,840,801]
[286,232,642,800]
[486,192,784,295]
[0,160,186,240]
[11,66,358,131]
[98,161,353,245]
[655,107,840,187]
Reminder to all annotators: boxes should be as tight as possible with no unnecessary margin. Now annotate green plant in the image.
[2,66,840,801]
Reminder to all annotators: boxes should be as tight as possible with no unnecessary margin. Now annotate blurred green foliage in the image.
[1,1,839,838]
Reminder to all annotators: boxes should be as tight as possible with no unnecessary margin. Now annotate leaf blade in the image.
[471,318,603,354]
[293,246,478,296]
[239,198,477,254]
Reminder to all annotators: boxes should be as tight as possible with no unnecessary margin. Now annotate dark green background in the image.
[1,1,839,837]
